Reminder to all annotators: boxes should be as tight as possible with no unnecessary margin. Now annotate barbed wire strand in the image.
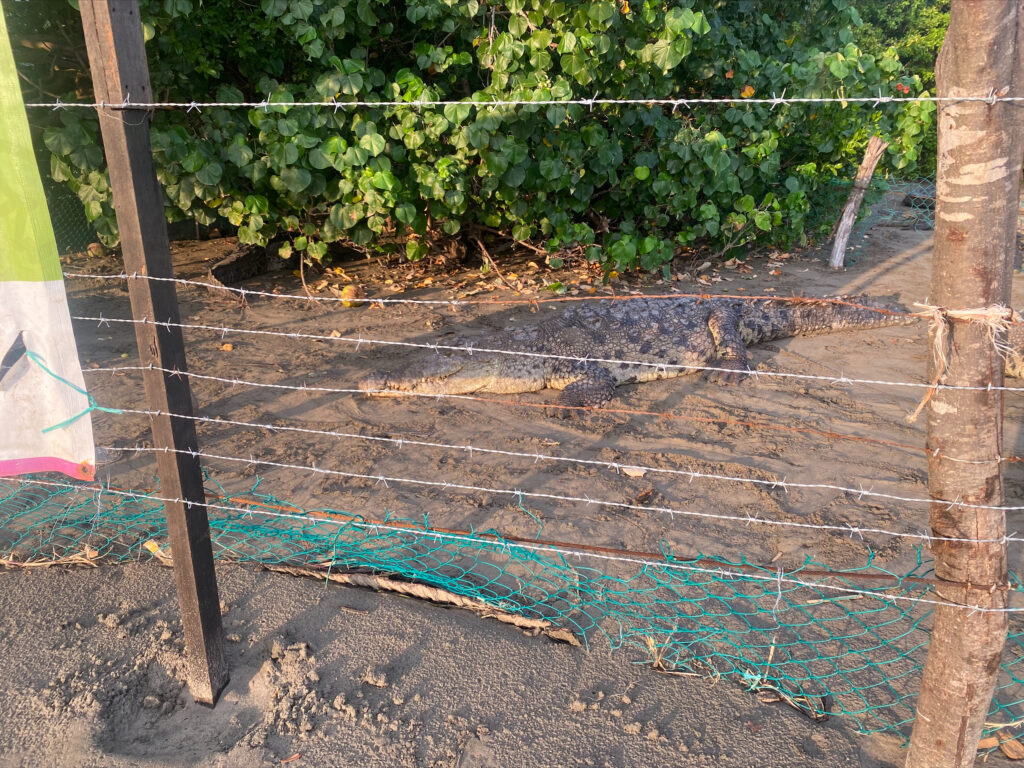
[86,363,1021,465]
[71,313,1024,395]
[71,271,1024,331]
[5,478,1002,592]
[102,442,1024,547]
[15,475,1021,614]
[61,271,935,318]
[114,403,1024,520]
[22,93,1024,111]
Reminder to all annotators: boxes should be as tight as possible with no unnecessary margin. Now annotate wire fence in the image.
[9,269,1024,742]
[11,61,1024,752]
[8,182,1023,744]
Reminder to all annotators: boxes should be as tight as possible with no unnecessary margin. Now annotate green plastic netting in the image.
[2,475,1023,741]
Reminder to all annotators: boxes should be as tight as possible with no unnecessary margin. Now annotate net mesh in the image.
[3,475,1023,741]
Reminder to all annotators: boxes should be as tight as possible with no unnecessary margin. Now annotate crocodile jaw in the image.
[359,356,501,396]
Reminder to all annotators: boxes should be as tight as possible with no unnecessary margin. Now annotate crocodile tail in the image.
[746,295,916,342]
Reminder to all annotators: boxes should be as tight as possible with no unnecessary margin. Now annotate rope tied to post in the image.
[907,303,1017,423]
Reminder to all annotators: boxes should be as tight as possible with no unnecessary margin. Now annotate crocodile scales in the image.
[359,295,924,413]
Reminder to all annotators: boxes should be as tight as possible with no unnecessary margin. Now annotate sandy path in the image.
[0,564,902,767]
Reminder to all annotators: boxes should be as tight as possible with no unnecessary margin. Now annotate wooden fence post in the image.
[905,1,1024,766]
[78,0,228,705]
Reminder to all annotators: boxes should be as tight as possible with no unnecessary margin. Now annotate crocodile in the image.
[359,294,930,414]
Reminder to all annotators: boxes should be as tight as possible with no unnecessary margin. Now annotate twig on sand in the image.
[472,235,518,291]
[265,563,580,646]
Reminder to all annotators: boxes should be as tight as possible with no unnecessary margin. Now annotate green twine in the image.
[24,350,122,432]
[516,492,544,539]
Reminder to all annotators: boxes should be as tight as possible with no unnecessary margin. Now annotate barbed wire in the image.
[114,403,1024,520]
[102,440,1024,546]
[61,271,924,315]
[86,363,1019,464]
[71,313,1024,395]
[21,91,1024,112]
[17,475,1022,614]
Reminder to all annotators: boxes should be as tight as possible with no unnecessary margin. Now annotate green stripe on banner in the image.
[0,6,64,283]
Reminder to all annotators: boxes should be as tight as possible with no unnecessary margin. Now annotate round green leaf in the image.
[280,167,312,193]
[196,162,223,186]
[181,151,204,173]
[372,170,399,191]
[359,133,386,157]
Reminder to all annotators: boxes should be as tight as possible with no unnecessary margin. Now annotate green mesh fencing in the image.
[827,175,935,233]
[41,177,98,254]
[2,475,1024,743]
[872,177,937,230]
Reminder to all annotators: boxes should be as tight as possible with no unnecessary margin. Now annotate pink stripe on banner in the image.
[0,457,94,481]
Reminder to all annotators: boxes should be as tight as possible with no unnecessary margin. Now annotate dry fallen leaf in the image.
[543,627,581,646]
[328,330,342,338]
[999,731,1024,759]
[219,343,234,352]
[634,489,655,504]
[144,539,173,566]
[622,467,647,478]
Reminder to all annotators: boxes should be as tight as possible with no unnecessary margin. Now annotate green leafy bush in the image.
[40,0,933,271]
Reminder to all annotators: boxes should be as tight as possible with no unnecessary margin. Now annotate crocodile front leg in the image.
[549,363,617,418]
[705,303,751,385]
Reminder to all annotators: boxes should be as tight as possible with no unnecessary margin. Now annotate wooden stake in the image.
[828,135,888,270]
[905,1,1024,766]
[78,0,228,705]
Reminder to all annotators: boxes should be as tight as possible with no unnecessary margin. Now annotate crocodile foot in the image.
[704,356,750,385]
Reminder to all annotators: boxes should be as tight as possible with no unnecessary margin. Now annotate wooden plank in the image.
[827,135,888,270]
[78,0,228,705]
[904,1,1024,766]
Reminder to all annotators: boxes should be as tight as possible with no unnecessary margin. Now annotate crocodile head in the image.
[359,355,503,396]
